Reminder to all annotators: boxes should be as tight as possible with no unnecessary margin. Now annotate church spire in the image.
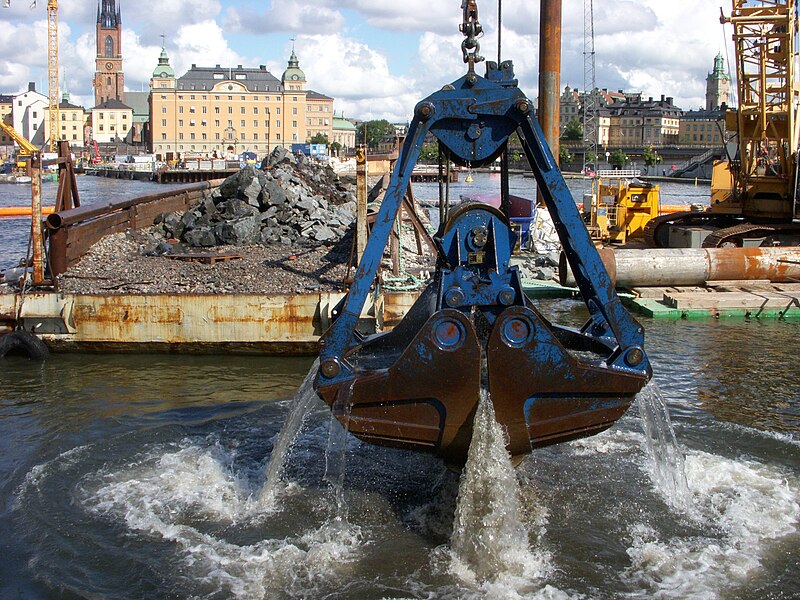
[98,0,119,29]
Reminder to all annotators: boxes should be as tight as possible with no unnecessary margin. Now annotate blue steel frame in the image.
[318,61,650,384]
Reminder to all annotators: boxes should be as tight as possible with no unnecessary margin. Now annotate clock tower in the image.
[94,0,125,106]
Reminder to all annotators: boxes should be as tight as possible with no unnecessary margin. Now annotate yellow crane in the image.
[2,0,59,153]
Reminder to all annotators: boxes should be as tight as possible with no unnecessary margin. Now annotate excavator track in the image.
[701,222,800,247]
[643,211,719,248]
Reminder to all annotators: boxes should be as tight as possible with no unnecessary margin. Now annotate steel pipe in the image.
[559,247,800,287]
[537,0,562,161]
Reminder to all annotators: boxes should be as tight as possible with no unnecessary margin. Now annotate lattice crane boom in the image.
[2,0,59,152]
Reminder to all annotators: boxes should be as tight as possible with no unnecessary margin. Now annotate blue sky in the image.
[0,0,734,121]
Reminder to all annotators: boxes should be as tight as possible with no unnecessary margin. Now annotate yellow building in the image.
[149,47,334,160]
[45,95,87,149]
[0,94,12,157]
[91,98,133,144]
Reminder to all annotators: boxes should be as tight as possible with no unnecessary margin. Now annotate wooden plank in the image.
[665,291,799,310]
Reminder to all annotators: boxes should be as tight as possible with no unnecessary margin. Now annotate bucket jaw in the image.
[314,62,651,467]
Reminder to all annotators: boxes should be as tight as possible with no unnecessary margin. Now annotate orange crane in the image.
[2,0,59,153]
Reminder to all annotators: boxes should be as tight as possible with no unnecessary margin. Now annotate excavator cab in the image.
[314,8,652,468]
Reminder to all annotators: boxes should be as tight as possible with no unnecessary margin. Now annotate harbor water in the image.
[1,174,798,598]
[1,302,798,599]
[0,177,180,272]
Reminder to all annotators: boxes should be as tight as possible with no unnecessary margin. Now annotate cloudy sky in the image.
[0,0,734,121]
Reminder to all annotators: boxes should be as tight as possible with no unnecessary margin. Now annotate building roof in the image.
[124,91,149,117]
[282,50,306,83]
[307,90,332,100]
[682,108,727,120]
[333,117,356,131]
[94,98,132,110]
[177,65,283,93]
[152,47,175,79]
[98,0,121,29]
[0,94,12,105]
[606,95,683,117]
[59,100,84,110]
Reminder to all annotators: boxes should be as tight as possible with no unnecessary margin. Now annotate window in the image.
[215,107,220,114]
[228,107,233,114]
[276,108,281,115]
[179,133,184,140]
[215,133,220,140]
[276,119,281,127]
[241,133,246,140]
[201,120,207,127]
[292,120,297,128]
[190,106,196,113]
[122,114,127,120]
[253,120,258,127]
[162,133,167,140]
[276,133,281,140]
[179,106,184,114]
[105,35,114,57]
[227,120,233,127]
[161,119,167,127]
[254,133,258,140]
[202,106,207,114]
[240,120,245,127]
[215,120,220,127]
[292,107,297,115]
[190,119,196,126]
[190,133,195,140]
[240,107,245,114]
[179,120,184,127]
[61,113,65,121]
[292,96,297,102]
[202,133,207,140]
[162,106,167,114]
[98,125,103,131]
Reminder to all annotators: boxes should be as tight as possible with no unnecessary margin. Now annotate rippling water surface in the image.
[0,177,179,271]
[1,301,798,599]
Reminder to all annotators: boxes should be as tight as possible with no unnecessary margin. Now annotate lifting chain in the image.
[460,0,484,69]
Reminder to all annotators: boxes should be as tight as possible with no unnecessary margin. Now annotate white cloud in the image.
[292,33,418,121]
[224,0,344,35]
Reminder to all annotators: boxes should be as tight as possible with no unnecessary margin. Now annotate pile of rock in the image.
[154,147,357,249]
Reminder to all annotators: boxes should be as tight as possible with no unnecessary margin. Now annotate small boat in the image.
[14,176,32,184]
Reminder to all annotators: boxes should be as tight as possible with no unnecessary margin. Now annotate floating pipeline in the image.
[559,247,800,288]
[0,206,55,218]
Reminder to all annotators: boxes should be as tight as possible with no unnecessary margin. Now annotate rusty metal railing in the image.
[46,179,224,277]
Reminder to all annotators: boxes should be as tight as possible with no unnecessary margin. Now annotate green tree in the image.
[559,146,573,167]
[609,149,628,169]
[329,141,342,156]
[562,118,583,141]
[418,144,438,163]
[642,145,661,168]
[355,120,397,147]
[585,150,596,166]
[310,133,329,145]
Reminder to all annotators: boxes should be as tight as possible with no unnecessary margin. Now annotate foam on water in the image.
[448,390,554,597]
[258,359,320,509]
[624,450,800,598]
[78,438,365,599]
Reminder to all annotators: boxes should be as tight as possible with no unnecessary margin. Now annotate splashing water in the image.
[324,380,354,521]
[637,381,693,513]
[258,359,321,507]
[450,390,551,589]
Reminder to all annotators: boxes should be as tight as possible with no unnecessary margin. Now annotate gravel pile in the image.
[54,230,352,295]
[153,147,357,250]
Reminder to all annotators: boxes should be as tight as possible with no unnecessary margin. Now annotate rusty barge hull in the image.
[0,291,417,354]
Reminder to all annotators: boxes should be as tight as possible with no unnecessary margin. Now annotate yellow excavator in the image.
[646,0,800,248]
[0,121,38,173]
